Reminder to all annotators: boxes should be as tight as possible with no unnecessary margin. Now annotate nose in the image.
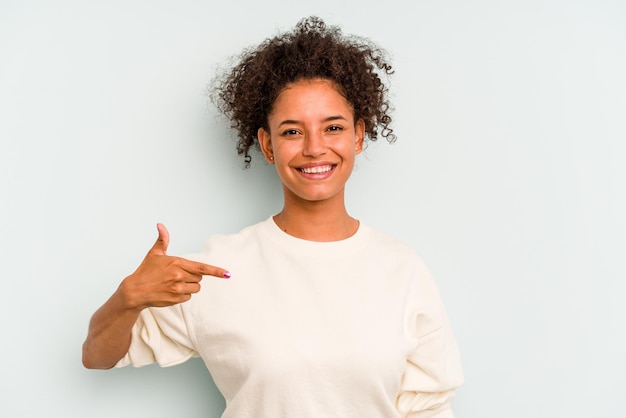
[302,131,327,157]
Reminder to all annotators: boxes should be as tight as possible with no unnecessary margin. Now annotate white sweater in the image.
[117,217,464,417]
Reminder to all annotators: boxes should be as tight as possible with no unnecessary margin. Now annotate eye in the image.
[327,125,344,132]
[281,129,299,136]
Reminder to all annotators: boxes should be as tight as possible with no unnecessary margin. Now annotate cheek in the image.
[338,139,358,156]
[273,142,298,161]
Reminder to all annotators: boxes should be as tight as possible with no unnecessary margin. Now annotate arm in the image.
[396,259,464,417]
[81,223,230,369]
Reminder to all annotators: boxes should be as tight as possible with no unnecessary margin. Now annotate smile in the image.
[299,165,335,174]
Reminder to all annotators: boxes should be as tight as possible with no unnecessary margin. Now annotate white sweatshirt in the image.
[117,217,464,417]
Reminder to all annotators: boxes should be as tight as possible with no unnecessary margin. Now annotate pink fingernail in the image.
[223,271,231,278]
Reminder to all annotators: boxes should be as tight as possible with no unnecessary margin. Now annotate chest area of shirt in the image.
[191,276,413,387]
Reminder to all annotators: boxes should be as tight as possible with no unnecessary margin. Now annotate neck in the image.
[274,190,359,242]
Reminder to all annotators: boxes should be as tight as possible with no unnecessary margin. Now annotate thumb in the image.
[149,223,170,255]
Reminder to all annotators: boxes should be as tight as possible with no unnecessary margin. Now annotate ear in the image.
[354,119,365,154]
[257,127,274,163]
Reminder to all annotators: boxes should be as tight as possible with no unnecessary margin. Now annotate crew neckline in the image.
[260,216,370,259]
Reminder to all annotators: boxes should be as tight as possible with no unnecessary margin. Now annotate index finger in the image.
[180,258,231,279]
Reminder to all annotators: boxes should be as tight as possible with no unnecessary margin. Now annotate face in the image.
[258,78,365,205]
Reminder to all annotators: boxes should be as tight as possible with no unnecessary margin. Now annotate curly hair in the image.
[209,16,395,167]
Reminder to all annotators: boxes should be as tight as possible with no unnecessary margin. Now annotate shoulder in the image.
[200,218,269,254]
[360,224,436,287]
[181,218,270,264]
[362,224,422,262]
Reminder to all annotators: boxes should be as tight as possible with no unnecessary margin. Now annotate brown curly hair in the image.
[209,16,395,167]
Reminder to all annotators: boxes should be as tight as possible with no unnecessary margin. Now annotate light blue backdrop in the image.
[1,0,624,417]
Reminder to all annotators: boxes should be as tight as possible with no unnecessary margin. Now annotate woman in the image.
[82,16,464,418]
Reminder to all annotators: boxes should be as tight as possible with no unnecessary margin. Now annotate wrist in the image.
[116,275,148,312]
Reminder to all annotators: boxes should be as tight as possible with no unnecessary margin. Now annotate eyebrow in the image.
[277,115,348,128]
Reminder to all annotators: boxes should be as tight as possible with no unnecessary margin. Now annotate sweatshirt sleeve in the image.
[396,259,464,418]
[115,303,198,368]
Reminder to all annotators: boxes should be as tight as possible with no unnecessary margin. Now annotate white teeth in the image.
[301,165,332,174]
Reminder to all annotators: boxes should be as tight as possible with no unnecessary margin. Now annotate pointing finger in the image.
[181,259,231,279]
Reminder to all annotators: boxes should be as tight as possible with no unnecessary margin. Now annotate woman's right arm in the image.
[81,223,230,369]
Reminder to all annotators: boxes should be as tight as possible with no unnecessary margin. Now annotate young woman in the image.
[82,16,464,418]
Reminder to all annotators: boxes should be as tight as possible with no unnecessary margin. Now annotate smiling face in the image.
[258,78,365,206]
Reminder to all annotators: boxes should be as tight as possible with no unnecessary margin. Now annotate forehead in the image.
[270,78,352,115]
